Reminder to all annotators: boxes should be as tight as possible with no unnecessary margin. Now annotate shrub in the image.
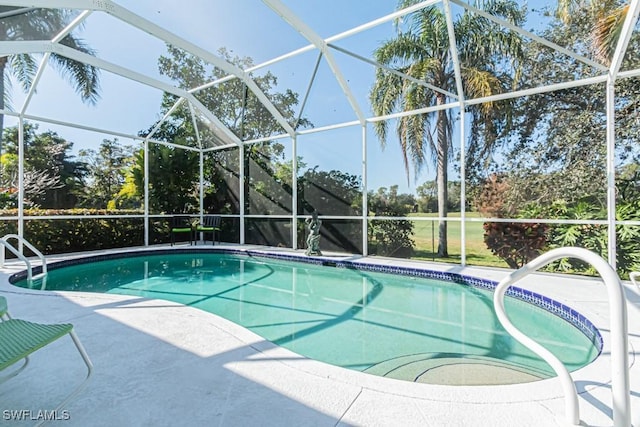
[367,188,414,258]
[483,221,548,269]
[545,199,640,277]
[0,209,162,255]
[368,218,414,258]
[477,174,547,268]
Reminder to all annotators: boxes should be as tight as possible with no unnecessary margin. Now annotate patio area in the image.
[0,2,640,425]
[1,245,639,426]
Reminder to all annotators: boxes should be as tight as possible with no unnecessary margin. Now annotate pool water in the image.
[16,253,599,384]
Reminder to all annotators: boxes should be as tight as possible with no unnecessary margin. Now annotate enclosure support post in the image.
[292,135,298,250]
[239,143,245,245]
[143,139,149,246]
[444,0,466,265]
[17,117,24,246]
[605,80,616,269]
[459,107,467,266]
[188,102,204,221]
[603,0,640,269]
[199,149,204,219]
[362,124,368,256]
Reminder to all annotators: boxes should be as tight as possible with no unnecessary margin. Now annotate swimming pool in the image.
[12,249,600,385]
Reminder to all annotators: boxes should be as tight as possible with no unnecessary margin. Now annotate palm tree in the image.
[556,0,630,65]
[370,0,524,257]
[0,6,100,166]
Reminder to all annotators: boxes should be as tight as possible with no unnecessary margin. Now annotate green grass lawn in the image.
[407,212,509,268]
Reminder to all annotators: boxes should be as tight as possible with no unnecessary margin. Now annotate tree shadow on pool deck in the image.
[0,291,356,426]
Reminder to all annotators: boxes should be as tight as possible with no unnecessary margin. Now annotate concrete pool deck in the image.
[0,244,639,426]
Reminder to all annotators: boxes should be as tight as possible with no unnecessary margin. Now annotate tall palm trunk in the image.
[436,93,448,257]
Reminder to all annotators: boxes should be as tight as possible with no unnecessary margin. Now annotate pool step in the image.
[363,353,550,385]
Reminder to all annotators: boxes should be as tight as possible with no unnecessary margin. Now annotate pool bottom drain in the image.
[363,353,550,385]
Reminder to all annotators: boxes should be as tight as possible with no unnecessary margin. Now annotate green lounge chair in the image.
[195,215,221,245]
[0,295,8,319]
[0,296,93,426]
[170,216,193,246]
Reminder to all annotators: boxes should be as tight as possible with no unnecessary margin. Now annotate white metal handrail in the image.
[629,272,640,294]
[493,247,630,427]
[0,234,47,281]
[0,240,34,281]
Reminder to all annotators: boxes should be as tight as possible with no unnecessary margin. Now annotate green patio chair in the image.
[170,215,193,246]
[195,215,221,245]
[0,295,27,381]
[0,296,93,424]
[0,295,8,319]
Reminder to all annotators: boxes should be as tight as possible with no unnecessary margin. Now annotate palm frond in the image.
[370,71,405,147]
[0,8,100,108]
[9,53,37,92]
[7,8,76,40]
[3,76,13,111]
[396,116,413,181]
[406,57,443,86]
[374,33,428,66]
[461,66,502,111]
[51,35,100,104]
[592,4,628,65]
[456,1,525,82]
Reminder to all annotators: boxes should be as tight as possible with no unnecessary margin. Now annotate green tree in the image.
[1,123,85,208]
[500,5,640,210]
[158,46,311,140]
[245,142,293,215]
[132,133,200,214]
[140,47,312,215]
[377,185,417,212]
[111,172,140,210]
[368,186,415,258]
[370,0,525,257]
[416,180,463,213]
[298,167,362,216]
[203,148,240,214]
[297,167,363,253]
[0,7,99,158]
[78,138,136,208]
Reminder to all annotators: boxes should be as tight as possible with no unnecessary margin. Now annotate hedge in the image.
[0,209,170,255]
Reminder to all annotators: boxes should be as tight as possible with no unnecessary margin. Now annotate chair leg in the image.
[0,312,27,384]
[35,330,93,427]
[0,357,29,384]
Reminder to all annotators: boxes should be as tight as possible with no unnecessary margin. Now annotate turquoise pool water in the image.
[15,252,599,384]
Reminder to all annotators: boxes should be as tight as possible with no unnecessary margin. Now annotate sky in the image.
[4,0,559,195]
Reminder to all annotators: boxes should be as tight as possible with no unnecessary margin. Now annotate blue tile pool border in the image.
[9,247,603,353]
